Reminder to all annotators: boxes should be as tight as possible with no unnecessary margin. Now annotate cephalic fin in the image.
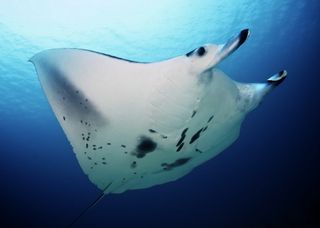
[236,70,288,113]
[267,70,287,86]
[216,29,250,63]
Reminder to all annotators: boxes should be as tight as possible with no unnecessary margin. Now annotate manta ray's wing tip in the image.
[267,70,287,85]
[28,52,43,64]
[28,54,37,63]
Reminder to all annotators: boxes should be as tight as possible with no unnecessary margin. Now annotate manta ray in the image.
[30,29,286,223]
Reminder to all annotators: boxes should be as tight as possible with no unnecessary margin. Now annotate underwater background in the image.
[0,0,319,227]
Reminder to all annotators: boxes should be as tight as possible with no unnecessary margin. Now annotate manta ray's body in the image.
[31,29,286,196]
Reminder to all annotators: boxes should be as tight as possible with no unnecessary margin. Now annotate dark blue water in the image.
[1,1,319,227]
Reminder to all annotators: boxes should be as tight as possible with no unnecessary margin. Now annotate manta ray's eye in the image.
[197,47,206,56]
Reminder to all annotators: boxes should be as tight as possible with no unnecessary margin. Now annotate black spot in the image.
[121,145,126,148]
[85,98,88,102]
[134,136,157,158]
[202,126,208,132]
[176,128,188,147]
[107,142,111,145]
[196,148,203,153]
[162,157,192,171]
[148,129,157,133]
[131,161,137,169]
[86,143,88,148]
[93,148,96,151]
[102,162,107,165]
[87,156,92,160]
[80,120,83,124]
[197,47,206,56]
[82,137,85,141]
[124,151,128,154]
[88,132,91,135]
[63,116,66,121]
[137,137,156,152]
[176,142,184,152]
[175,158,191,166]
[86,137,90,141]
[190,128,203,144]
[102,157,106,160]
[93,144,96,147]
[94,162,97,165]
[208,115,214,123]
[81,133,84,136]
[161,135,168,139]
[182,128,188,135]
[76,90,79,94]
[98,146,103,149]
[191,110,197,118]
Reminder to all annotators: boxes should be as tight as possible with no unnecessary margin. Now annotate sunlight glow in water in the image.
[0,0,312,121]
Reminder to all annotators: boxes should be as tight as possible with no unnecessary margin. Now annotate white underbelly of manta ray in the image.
[31,29,287,194]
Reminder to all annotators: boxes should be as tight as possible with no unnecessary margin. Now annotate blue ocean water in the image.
[0,0,319,227]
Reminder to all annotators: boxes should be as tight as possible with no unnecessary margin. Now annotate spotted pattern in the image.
[60,86,216,179]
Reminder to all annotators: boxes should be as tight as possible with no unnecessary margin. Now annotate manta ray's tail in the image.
[68,192,106,227]
[68,183,112,227]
